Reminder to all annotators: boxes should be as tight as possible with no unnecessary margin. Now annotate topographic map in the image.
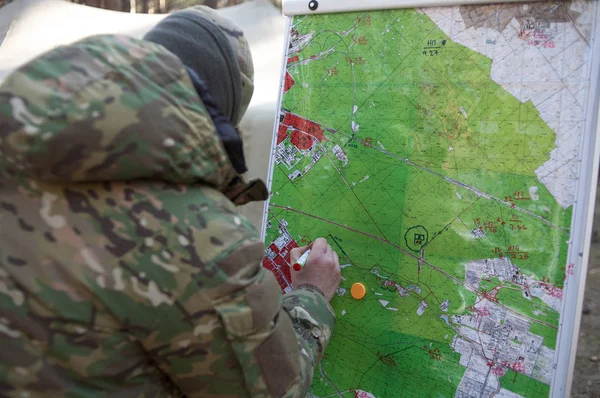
[261,1,597,397]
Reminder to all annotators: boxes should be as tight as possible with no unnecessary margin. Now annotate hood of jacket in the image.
[0,34,238,190]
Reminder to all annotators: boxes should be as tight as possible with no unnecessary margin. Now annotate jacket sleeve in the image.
[208,264,337,398]
[131,190,336,398]
[281,286,337,395]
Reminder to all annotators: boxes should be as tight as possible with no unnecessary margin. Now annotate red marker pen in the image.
[291,249,311,272]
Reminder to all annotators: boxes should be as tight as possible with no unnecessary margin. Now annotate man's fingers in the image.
[292,237,343,301]
[325,244,333,259]
[333,251,340,271]
[312,238,329,254]
[290,245,310,264]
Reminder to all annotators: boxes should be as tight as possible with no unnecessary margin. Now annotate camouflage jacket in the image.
[0,35,335,397]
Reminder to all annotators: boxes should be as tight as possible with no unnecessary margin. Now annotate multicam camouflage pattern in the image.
[0,34,335,397]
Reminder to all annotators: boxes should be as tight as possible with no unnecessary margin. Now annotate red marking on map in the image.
[283,113,325,141]
[423,346,443,361]
[356,15,372,26]
[277,124,288,145]
[528,40,556,48]
[480,288,499,303]
[512,191,530,201]
[353,390,376,398]
[376,351,397,367]
[490,364,505,376]
[280,112,325,150]
[474,306,490,318]
[550,286,564,299]
[360,137,374,147]
[283,71,295,93]
[263,256,293,292]
[290,130,313,150]
[512,361,526,373]
[287,55,299,64]
[262,227,299,292]
[538,281,563,299]
[521,30,556,48]
[482,220,497,233]
[487,359,525,375]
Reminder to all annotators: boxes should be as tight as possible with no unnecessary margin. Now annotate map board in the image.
[260,1,600,396]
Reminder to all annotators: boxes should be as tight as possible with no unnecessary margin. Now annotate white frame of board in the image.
[283,0,545,15]
[263,2,600,397]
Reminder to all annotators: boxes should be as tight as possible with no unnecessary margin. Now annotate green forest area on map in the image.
[262,7,574,398]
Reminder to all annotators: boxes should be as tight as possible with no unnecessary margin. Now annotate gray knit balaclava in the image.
[144,6,254,127]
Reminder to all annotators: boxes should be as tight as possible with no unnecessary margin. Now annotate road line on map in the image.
[359,140,568,233]
[420,257,558,329]
[323,151,392,242]
[270,203,412,256]
[270,204,559,330]
[424,197,481,249]
[285,114,568,233]
[319,362,344,398]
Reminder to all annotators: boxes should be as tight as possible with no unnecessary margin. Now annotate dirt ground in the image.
[572,178,600,397]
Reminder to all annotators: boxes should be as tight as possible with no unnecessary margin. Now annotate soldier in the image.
[0,6,341,397]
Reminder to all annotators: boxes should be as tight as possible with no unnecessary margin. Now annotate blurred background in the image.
[0,0,281,12]
[0,0,598,396]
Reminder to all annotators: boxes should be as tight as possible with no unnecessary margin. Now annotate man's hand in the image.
[290,238,341,301]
